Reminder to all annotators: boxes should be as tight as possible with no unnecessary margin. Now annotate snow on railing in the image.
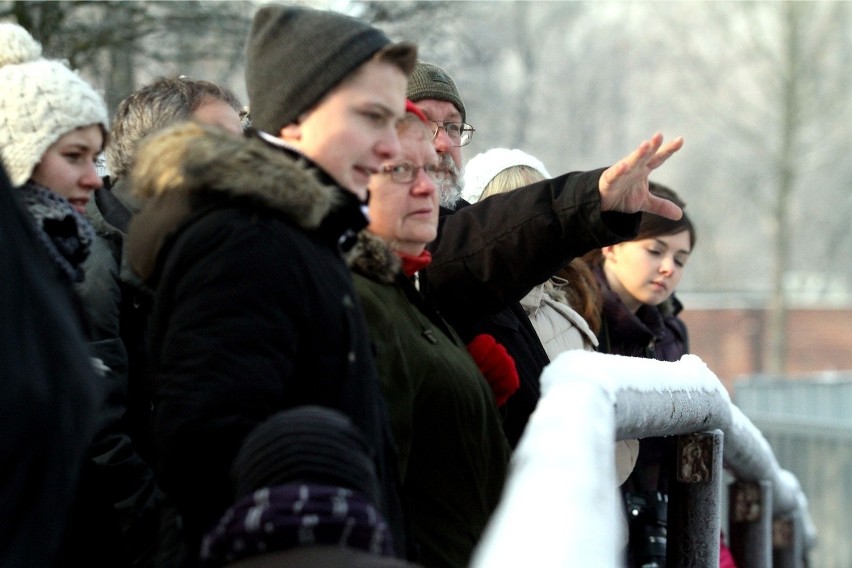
[471,350,815,568]
[725,404,818,552]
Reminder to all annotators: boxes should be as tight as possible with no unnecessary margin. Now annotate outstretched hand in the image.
[598,133,684,220]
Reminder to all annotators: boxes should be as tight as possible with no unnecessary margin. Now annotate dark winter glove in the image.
[466,334,520,407]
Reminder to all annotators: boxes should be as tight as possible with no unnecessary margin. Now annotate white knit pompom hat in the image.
[0,23,109,187]
[462,148,551,204]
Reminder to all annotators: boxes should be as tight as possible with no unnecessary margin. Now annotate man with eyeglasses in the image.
[407,61,684,448]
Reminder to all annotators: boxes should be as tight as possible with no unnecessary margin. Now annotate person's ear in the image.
[602,245,617,261]
[279,110,312,142]
[279,123,301,142]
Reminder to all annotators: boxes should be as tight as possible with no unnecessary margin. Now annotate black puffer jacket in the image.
[126,124,405,561]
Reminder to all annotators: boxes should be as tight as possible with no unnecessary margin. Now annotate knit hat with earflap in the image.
[0,23,109,187]
[246,5,413,135]
[406,61,466,123]
[462,148,551,204]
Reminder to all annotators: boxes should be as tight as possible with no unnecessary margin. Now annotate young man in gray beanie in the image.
[407,61,685,447]
[126,5,416,562]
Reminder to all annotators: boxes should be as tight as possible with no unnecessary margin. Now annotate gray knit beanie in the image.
[406,61,466,123]
[0,23,109,187]
[246,5,392,135]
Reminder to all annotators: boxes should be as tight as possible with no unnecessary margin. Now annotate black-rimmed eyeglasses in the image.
[379,162,449,184]
[429,121,475,147]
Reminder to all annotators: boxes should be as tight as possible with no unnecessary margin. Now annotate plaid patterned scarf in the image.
[200,484,394,567]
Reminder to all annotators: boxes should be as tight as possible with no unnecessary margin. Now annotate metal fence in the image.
[472,351,815,567]
[735,374,852,568]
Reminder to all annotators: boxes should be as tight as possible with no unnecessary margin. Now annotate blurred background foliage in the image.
[4,0,852,375]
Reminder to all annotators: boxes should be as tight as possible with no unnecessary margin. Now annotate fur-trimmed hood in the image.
[347,230,401,283]
[127,122,347,281]
[132,122,341,229]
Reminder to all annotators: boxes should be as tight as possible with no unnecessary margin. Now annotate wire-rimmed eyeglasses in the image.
[379,162,449,184]
[430,121,475,147]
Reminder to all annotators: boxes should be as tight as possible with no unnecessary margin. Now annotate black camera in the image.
[624,490,668,568]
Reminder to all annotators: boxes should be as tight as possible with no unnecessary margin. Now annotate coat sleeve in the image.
[426,168,640,323]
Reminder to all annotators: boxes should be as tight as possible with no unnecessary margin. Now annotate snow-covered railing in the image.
[724,405,817,567]
[471,350,815,568]
[724,404,812,522]
[601,353,732,440]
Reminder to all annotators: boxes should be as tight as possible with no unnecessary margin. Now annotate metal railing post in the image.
[667,430,723,568]
[773,512,804,568]
[729,479,773,568]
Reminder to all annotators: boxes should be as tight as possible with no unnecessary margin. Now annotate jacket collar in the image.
[348,230,458,342]
[347,232,432,280]
[347,230,401,283]
[86,178,136,236]
[127,123,366,282]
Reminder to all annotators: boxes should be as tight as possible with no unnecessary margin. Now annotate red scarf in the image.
[396,250,432,277]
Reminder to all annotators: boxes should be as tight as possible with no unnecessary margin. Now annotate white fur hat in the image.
[462,148,551,204]
[0,23,109,187]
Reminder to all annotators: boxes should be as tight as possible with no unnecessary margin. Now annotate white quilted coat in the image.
[521,282,638,486]
[520,283,598,358]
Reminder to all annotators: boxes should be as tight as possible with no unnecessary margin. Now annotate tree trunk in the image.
[765,3,804,375]
[106,36,135,117]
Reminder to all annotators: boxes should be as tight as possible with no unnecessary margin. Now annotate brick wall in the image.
[680,308,852,393]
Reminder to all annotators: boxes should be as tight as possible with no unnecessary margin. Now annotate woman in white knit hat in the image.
[0,22,108,284]
[0,22,164,567]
